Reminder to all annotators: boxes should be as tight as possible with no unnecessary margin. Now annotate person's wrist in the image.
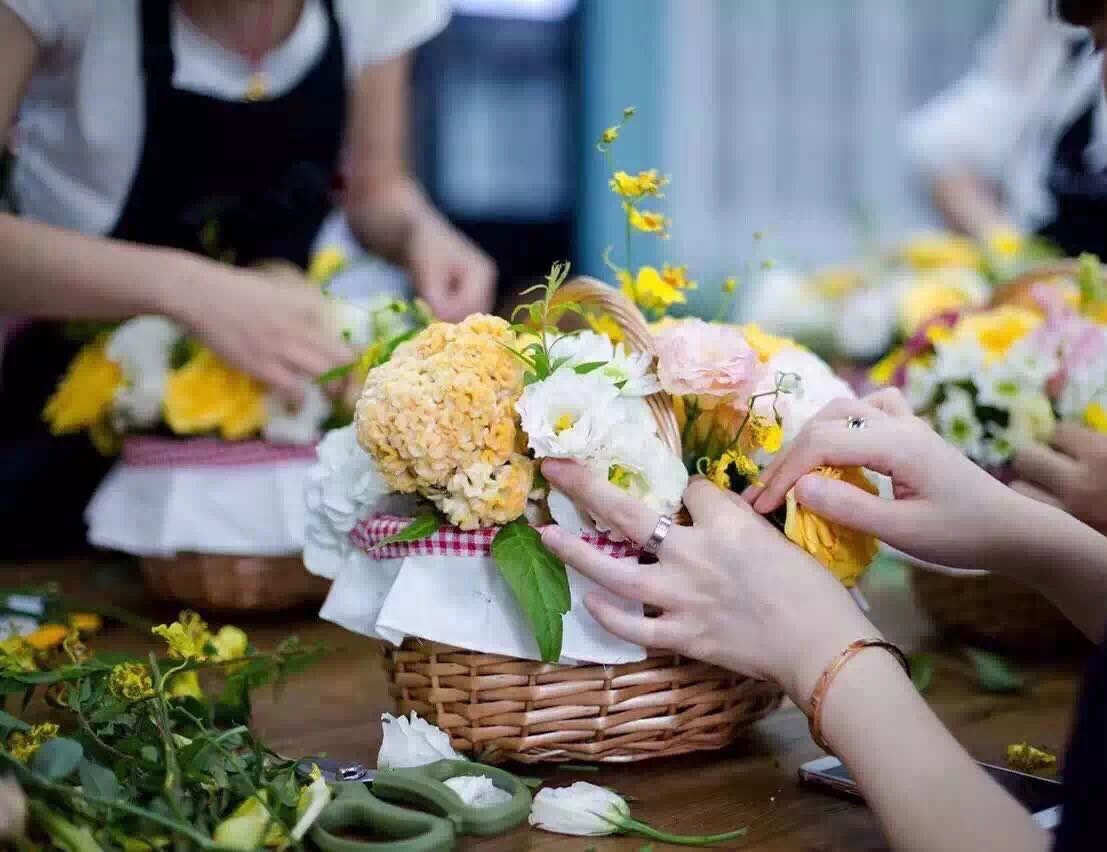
[778,607,879,707]
[153,251,211,325]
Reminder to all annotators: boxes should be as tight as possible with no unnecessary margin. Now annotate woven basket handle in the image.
[549,276,682,458]
[989,260,1078,309]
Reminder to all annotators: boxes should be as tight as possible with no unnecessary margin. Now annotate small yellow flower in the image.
[109,663,155,702]
[811,267,862,300]
[1085,402,1107,434]
[900,233,981,271]
[986,226,1023,260]
[600,126,619,145]
[740,323,798,362]
[618,266,686,313]
[785,467,879,587]
[722,277,738,295]
[661,263,696,294]
[624,204,670,237]
[68,613,103,636]
[7,722,59,763]
[164,349,266,440]
[750,418,784,454]
[307,246,347,285]
[166,671,204,701]
[43,339,124,435]
[0,638,36,674]
[24,624,69,652]
[609,169,668,199]
[585,312,625,343]
[210,625,249,662]
[1007,742,1057,775]
[152,611,210,662]
[953,306,1041,364]
[708,450,760,489]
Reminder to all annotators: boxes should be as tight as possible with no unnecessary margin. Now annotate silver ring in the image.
[846,416,867,431]
[642,515,674,557]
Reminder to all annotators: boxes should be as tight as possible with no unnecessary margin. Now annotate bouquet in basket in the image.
[870,253,1107,468]
[306,109,881,668]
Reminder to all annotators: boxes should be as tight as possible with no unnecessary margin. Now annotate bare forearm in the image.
[343,174,436,266]
[0,213,196,320]
[930,172,1013,240]
[821,650,1047,852]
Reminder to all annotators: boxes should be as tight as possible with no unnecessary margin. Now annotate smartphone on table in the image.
[798,755,1064,830]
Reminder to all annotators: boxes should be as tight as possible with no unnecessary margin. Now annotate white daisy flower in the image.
[935,386,984,458]
[904,360,939,411]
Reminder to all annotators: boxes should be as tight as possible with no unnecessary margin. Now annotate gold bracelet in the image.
[807,638,911,755]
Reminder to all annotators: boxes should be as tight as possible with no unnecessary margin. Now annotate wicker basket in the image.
[911,567,1087,655]
[142,555,330,614]
[375,276,784,762]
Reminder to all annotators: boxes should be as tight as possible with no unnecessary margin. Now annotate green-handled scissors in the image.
[297,758,531,852]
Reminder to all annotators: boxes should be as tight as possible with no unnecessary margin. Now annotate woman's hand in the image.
[1012,424,1107,535]
[403,211,496,322]
[169,257,351,404]
[745,390,1027,574]
[539,459,876,706]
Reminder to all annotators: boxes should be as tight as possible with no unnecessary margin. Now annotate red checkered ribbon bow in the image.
[121,437,317,468]
[351,514,642,560]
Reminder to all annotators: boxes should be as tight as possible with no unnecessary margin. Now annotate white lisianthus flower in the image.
[935,386,984,458]
[304,425,389,577]
[105,316,181,428]
[529,783,630,837]
[377,713,464,769]
[443,776,513,808]
[753,347,853,444]
[550,331,660,396]
[263,383,331,445]
[834,288,897,361]
[904,360,939,411]
[517,368,623,459]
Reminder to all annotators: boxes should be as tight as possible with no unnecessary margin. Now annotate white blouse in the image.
[903,0,1107,232]
[2,0,449,236]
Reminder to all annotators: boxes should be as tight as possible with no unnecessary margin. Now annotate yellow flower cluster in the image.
[7,722,59,763]
[355,315,533,529]
[617,264,696,313]
[109,662,155,701]
[609,169,668,199]
[0,638,36,674]
[624,204,670,237]
[164,349,266,440]
[941,305,1042,364]
[43,338,123,436]
[784,467,879,587]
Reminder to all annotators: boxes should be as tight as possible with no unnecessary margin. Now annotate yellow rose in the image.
[785,467,879,587]
[43,339,123,435]
[164,349,265,440]
[900,233,980,270]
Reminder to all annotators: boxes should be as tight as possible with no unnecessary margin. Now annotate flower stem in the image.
[621,816,748,847]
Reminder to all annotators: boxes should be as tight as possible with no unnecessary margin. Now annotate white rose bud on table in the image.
[529,781,747,846]
[377,712,464,769]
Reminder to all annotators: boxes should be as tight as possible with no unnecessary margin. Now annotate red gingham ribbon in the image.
[351,514,642,560]
[121,437,317,468]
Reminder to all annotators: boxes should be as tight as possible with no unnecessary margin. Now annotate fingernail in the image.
[541,526,565,546]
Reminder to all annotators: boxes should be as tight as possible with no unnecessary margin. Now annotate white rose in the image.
[263,383,332,445]
[377,713,464,769]
[106,316,181,428]
[443,776,513,808]
[528,782,630,836]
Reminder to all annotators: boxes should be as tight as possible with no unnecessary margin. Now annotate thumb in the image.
[794,473,910,544]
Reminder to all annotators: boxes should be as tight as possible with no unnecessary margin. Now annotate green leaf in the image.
[490,520,571,663]
[965,648,1024,693]
[573,361,607,375]
[31,737,84,780]
[0,709,30,732]
[909,654,933,693]
[78,759,122,800]
[373,514,444,549]
[315,362,356,385]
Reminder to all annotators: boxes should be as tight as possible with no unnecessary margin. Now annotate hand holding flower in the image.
[1012,422,1107,535]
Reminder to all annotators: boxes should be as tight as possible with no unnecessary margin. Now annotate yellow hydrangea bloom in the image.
[43,339,123,435]
[355,315,532,529]
[8,723,59,763]
[900,234,981,270]
[164,349,266,440]
[1085,402,1107,434]
[109,662,155,701]
[785,467,879,587]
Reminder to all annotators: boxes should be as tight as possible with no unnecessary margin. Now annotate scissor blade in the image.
[296,756,376,784]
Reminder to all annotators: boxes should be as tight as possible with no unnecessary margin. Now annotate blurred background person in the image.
[904,0,1106,254]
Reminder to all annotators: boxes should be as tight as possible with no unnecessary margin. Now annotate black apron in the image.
[1036,39,1107,259]
[0,0,347,556]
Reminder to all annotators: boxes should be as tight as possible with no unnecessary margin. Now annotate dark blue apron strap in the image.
[139,0,176,89]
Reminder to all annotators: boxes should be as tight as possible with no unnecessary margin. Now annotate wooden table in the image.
[5,559,1084,850]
